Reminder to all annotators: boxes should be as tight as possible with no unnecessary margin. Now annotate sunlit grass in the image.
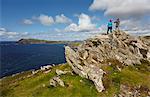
[1,61,150,97]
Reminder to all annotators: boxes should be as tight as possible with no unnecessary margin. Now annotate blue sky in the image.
[1,0,150,41]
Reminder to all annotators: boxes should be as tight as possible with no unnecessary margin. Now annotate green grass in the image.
[1,62,150,97]
[101,60,150,96]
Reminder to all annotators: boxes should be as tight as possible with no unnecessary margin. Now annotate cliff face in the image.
[65,30,150,93]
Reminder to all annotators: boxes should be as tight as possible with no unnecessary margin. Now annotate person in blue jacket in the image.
[107,19,113,34]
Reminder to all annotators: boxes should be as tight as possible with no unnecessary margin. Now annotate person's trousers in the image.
[107,27,112,34]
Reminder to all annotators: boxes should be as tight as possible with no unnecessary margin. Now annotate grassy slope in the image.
[1,61,150,97]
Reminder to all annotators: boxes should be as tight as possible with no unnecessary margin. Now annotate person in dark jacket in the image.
[114,18,120,30]
[107,19,113,34]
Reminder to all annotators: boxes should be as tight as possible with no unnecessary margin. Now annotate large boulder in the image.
[65,46,105,92]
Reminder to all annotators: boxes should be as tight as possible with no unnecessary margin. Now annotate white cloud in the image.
[0,28,6,31]
[0,28,29,41]
[89,0,150,17]
[38,14,54,26]
[55,14,72,24]
[0,28,6,36]
[65,13,96,32]
[65,23,79,32]
[89,0,150,36]
[28,14,72,26]
[91,16,101,21]
[23,19,33,24]
[78,13,96,30]
[121,19,150,35]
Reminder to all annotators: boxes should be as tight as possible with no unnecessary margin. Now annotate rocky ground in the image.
[65,30,150,96]
[1,30,150,97]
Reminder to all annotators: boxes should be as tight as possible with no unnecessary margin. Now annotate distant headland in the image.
[17,38,68,44]
[17,38,82,45]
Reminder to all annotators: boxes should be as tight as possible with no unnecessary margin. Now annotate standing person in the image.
[114,18,120,30]
[107,19,113,34]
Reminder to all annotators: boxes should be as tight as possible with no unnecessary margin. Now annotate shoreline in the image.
[0,63,67,80]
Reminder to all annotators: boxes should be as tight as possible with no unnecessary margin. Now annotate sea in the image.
[0,41,66,78]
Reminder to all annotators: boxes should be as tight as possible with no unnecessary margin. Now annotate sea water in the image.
[0,42,66,78]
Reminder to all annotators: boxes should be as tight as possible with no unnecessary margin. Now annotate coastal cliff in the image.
[65,30,150,95]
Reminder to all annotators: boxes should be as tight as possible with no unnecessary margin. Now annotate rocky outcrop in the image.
[65,30,150,92]
[65,46,105,92]
[80,31,150,65]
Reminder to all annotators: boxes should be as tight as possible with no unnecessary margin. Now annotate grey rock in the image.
[56,69,73,76]
[65,46,105,92]
[49,76,65,87]
[56,69,66,76]
[49,78,57,87]
[32,70,39,75]
[40,65,52,71]
[53,76,65,87]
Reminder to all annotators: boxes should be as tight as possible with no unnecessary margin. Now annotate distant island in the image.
[17,38,72,44]
[17,38,82,48]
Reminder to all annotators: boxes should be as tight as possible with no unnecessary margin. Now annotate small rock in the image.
[49,79,57,87]
[49,76,65,87]
[42,84,46,87]
[32,70,38,75]
[41,65,52,71]
[52,64,55,66]
[44,69,51,74]
[80,80,83,83]
[116,65,121,71]
[53,76,65,87]
[56,69,65,75]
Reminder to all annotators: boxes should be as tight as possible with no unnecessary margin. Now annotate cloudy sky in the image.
[1,0,150,41]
